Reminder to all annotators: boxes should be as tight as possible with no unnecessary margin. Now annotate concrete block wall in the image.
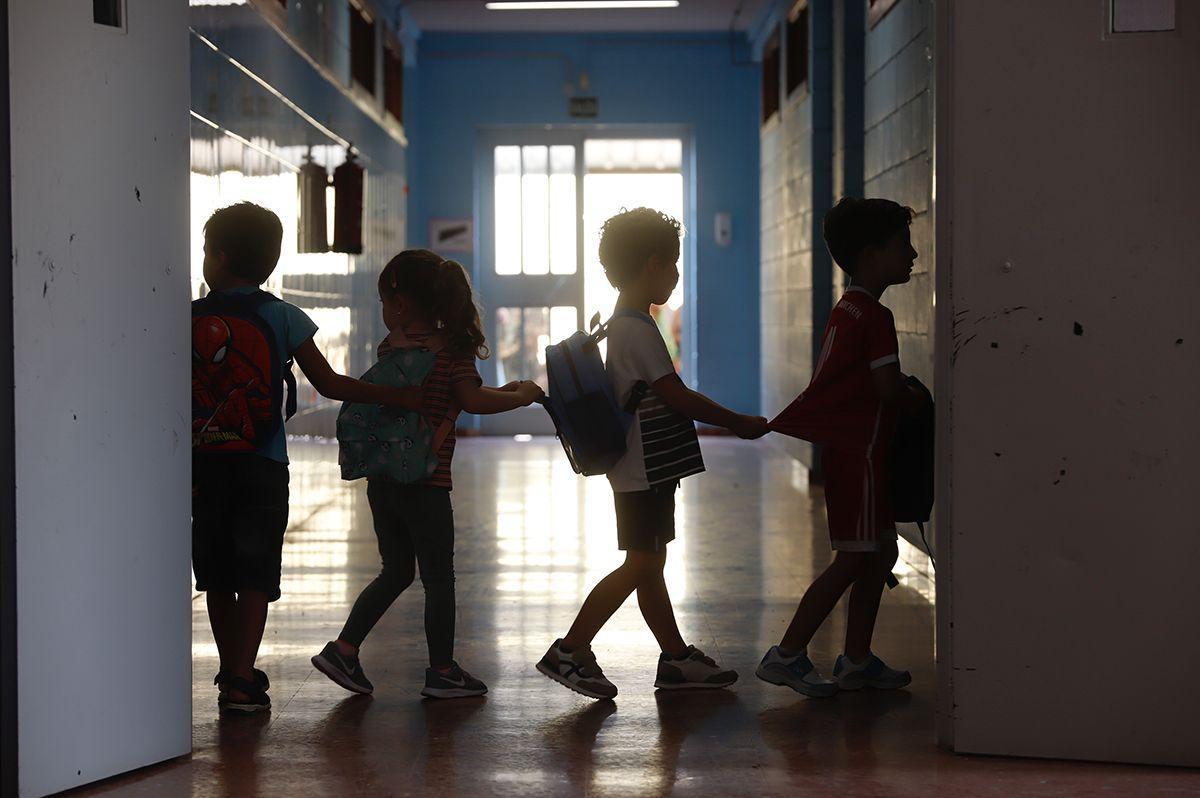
[760,98,815,465]
[758,0,833,470]
[863,0,934,385]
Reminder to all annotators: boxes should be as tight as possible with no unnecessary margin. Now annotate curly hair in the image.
[822,197,913,275]
[598,207,682,289]
[378,249,490,359]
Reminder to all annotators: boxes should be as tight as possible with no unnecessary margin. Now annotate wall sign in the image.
[569,97,599,118]
[429,218,473,253]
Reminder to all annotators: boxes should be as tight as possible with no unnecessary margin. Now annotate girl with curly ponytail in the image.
[314,249,543,700]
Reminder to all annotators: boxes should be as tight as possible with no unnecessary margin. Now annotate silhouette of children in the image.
[312,250,543,699]
[759,197,925,697]
[537,208,768,699]
[193,202,421,714]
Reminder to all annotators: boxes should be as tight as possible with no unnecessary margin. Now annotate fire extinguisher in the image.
[332,148,365,255]
[297,150,328,253]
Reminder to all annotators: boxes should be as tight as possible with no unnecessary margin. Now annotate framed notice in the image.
[429,218,473,253]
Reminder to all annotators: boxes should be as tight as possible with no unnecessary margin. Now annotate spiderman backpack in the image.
[191,290,297,454]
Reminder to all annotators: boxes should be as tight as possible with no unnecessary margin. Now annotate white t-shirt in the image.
[605,310,705,492]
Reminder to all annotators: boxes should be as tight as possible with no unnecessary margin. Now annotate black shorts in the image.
[614,483,678,552]
[193,454,290,601]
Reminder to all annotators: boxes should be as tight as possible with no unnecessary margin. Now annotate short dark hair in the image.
[203,202,283,284]
[822,197,913,275]
[598,207,681,289]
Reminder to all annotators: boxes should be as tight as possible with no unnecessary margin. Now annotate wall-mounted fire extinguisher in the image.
[297,150,328,254]
[332,149,365,255]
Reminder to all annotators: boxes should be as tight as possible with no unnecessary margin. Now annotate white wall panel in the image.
[10,1,192,794]
[938,0,1200,766]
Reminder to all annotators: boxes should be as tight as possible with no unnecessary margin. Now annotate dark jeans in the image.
[340,481,456,667]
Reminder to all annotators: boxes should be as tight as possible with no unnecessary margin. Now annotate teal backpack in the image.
[337,331,456,483]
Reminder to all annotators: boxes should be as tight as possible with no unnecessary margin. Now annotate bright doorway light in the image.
[486,1,679,10]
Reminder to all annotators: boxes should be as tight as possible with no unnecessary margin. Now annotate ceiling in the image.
[384,0,772,34]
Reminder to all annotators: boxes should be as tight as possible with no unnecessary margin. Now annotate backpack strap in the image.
[247,291,299,420]
[431,417,455,455]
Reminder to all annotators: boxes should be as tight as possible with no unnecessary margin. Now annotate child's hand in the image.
[732,414,770,440]
[515,381,545,406]
[498,381,523,392]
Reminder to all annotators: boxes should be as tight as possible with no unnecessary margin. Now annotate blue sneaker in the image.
[833,653,911,690]
[755,646,838,698]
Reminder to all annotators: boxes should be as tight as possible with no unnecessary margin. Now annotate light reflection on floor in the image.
[79,438,1192,797]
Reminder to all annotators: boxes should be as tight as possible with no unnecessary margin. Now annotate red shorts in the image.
[822,447,897,552]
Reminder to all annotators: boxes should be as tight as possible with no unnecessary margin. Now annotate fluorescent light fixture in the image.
[486,1,680,10]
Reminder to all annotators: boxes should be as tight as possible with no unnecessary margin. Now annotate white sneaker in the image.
[755,646,838,698]
[537,639,618,700]
[832,653,911,690]
[654,645,738,690]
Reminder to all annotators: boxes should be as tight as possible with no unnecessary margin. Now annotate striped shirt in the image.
[604,310,705,491]
[377,331,481,490]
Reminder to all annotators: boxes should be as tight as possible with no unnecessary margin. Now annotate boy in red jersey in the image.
[758,197,924,697]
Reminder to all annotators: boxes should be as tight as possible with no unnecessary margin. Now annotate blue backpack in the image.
[336,332,456,484]
[542,312,648,476]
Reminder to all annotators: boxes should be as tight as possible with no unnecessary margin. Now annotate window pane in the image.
[527,307,550,383]
[584,138,683,173]
[549,173,577,275]
[550,306,577,343]
[494,146,521,275]
[495,306,522,385]
[521,146,549,275]
[495,307,553,386]
[549,146,577,275]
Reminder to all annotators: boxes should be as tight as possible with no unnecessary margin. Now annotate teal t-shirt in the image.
[217,287,318,464]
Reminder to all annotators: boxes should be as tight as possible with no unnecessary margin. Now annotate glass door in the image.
[476,130,585,434]
[474,129,691,435]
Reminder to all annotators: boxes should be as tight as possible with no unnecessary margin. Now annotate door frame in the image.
[469,124,697,433]
[0,0,17,790]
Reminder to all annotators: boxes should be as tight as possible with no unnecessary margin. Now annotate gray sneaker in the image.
[312,641,374,695]
[537,639,618,700]
[833,653,911,690]
[755,645,838,698]
[422,662,488,699]
[654,645,738,690]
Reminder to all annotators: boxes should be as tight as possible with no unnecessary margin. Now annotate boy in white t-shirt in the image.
[537,208,769,699]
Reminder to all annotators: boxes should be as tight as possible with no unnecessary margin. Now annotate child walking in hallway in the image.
[538,208,769,700]
[759,197,924,697]
[313,249,543,699]
[193,203,423,715]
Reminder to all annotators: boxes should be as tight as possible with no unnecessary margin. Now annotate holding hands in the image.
[499,380,546,406]
[732,414,771,440]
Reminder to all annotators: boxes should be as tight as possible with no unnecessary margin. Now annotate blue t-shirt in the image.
[217,287,318,464]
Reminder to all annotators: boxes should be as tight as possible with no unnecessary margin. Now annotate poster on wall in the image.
[429,219,473,253]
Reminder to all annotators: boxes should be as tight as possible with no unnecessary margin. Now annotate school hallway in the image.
[67,437,1186,797]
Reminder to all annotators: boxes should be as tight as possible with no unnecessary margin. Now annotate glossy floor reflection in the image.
[81,439,1194,797]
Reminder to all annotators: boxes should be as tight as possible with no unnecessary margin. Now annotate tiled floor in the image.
[78,439,1195,796]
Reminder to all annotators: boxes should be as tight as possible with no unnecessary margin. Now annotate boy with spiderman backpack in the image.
[192,203,422,715]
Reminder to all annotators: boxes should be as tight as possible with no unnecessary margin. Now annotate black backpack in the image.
[191,290,297,454]
[888,375,935,568]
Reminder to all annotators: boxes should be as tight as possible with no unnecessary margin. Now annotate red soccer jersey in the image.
[770,287,900,451]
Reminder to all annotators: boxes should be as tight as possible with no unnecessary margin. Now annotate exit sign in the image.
[569,97,599,118]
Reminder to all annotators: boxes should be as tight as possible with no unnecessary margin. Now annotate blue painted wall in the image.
[409,33,761,413]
